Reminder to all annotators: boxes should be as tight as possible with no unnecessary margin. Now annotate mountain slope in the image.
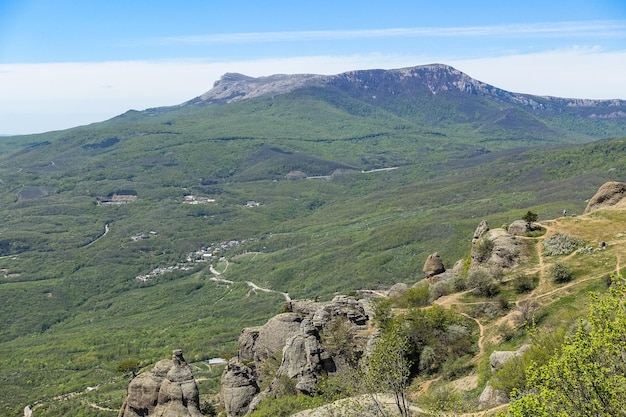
[0,64,626,415]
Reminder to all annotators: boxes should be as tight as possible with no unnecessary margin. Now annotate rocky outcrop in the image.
[387,283,409,298]
[423,252,445,277]
[118,350,202,417]
[478,344,531,409]
[471,227,523,269]
[221,361,260,417]
[472,220,489,244]
[584,181,626,213]
[220,296,371,416]
[507,220,532,236]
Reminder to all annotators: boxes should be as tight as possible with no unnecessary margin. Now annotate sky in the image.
[1,1,626,135]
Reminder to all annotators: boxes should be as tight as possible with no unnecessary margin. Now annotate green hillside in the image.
[0,67,626,416]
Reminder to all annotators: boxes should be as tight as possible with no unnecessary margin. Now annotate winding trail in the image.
[209,260,291,301]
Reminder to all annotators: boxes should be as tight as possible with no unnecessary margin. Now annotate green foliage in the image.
[473,237,495,263]
[543,233,584,256]
[550,263,573,284]
[429,280,453,302]
[522,211,538,224]
[417,385,465,414]
[364,321,412,417]
[393,282,430,308]
[491,328,565,396]
[0,77,625,413]
[503,275,626,417]
[249,393,326,417]
[513,274,538,294]
[116,358,141,376]
[467,267,500,297]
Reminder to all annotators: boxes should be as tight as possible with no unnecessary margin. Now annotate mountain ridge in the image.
[189,63,626,113]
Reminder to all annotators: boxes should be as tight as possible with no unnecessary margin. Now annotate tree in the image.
[116,358,141,379]
[550,262,573,283]
[522,211,538,226]
[365,321,412,417]
[503,274,626,417]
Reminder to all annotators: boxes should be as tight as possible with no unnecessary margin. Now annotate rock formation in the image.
[478,344,530,409]
[118,349,203,417]
[507,219,532,236]
[387,282,409,298]
[584,181,626,213]
[423,252,446,277]
[471,227,523,269]
[472,220,489,244]
[220,296,371,416]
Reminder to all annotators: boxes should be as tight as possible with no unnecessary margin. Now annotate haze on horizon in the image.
[1,0,626,135]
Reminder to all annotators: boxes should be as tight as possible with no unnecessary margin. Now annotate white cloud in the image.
[153,20,626,44]
[1,48,626,135]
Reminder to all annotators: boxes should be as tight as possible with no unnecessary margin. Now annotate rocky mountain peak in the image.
[197,72,325,104]
[188,63,626,115]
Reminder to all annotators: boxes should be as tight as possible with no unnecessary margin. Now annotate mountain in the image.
[188,63,626,142]
[0,64,626,416]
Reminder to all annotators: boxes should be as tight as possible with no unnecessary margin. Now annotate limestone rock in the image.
[489,344,531,372]
[244,313,302,363]
[507,219,531,236]
[118,350,202,417]
[478,383,509,409]
[584,181,626,213]
[472,228,522,269]
[472,220,489,244]
[221,296,372,416]
[423,252,445,277]
[387,283,409,298]
[221,360,260,417]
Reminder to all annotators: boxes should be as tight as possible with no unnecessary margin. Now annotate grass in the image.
[0,86,625,415]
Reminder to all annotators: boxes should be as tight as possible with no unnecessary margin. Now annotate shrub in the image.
[473,237,494,263]
[397,283,430,307]
[429,280,452,301]
[551,262,573,283]
[522,210,538,224]
[467,268,500,297]
[513,274,537,294]
[543,233,584,256]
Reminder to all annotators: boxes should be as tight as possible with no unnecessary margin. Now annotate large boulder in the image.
[478,344,531,409]
[221,360,260,417]
[387,283,409,298]
[472,228,522,269]
[423,252,445,277]
[472,220,489,244]
[118,350,203,417]
[507,220,531,236]
[221,296,372,416]
[584,181,626,213]
[478,383,509,410]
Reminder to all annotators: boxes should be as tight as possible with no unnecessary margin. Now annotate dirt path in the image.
[87,403,116,413]
[461,313,486,361]
[210,260,291,301]
[83,223,109,248]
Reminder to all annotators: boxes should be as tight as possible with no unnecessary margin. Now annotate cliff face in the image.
[118,349,203,417]
[220,295,372,416]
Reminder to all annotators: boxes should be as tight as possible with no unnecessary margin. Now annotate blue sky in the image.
[1,0,626,134]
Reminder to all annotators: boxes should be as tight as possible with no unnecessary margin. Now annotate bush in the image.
[513,274,537,294]
[522,210,538,224]
[551,263,573,283]
[543,233,584,256]
[473,237,494,263]
[467,268,499,297]
[429,280,452,301]
[396,283,430,307]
